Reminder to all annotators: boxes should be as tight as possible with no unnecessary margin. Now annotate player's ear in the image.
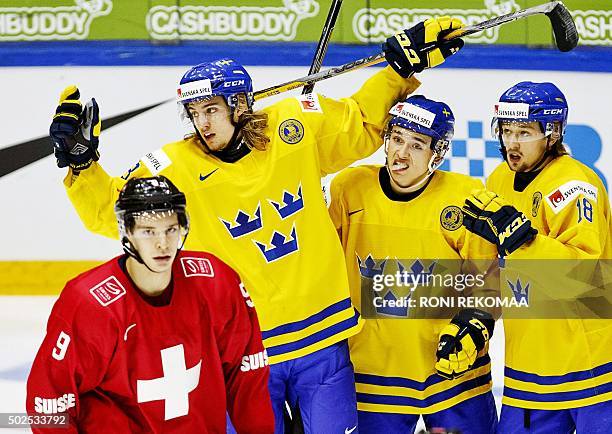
[233,95,248,122]
[548,123,561,147]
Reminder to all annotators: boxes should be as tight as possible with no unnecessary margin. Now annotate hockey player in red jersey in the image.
[26,176,274,433]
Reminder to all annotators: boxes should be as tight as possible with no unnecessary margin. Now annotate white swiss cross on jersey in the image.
[137,344,202,420]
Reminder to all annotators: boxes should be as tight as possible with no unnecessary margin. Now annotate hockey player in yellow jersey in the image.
[458,81,612,433]
[329,95,499,433]
[47,17,466,434]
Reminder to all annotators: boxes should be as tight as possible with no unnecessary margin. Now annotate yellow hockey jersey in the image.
[487,155,612,410]
[329,165,498,414]
[64,67,420,364]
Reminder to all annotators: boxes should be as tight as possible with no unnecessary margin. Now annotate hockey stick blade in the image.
[546,2,579,52]
[445,1,578,52]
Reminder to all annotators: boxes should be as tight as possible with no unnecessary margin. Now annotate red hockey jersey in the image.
[27,250,274,433]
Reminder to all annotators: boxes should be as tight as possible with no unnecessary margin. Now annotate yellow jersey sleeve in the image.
[302,67,420,176]
[64,163,129,239]
[63,147,176,239]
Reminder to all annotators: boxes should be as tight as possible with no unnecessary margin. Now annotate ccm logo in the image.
[223,80,245,87]
[543,109,563,115]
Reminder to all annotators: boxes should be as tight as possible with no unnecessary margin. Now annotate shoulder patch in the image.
[279,119,304,144]
[440,205,463,231]
[89,276,126,307]
[142,149,171,175]
[545,181,598,214]
[181,257,215,278]
[296,93,323,113]
[531,192,542,217]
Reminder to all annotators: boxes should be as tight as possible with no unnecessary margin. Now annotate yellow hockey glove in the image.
[435,308,494,380]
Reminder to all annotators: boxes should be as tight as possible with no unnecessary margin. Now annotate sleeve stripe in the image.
[503,381,612,403]
[505,361,612,385]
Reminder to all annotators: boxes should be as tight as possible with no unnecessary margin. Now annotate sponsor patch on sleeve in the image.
[296,93,323,113]
[142,149,171,175]
[545,180,598,214]
[181,257,215,277]
[90,276,126,307]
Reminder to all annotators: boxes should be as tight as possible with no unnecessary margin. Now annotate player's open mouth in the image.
[204,133,215,141]
[508,153,522,163]
[391,160,409,172]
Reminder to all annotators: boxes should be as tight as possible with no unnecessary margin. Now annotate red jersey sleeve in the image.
[26,285,117,433]
[212,261,275,434]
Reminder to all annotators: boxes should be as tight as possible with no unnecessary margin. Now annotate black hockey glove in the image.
[462,189,538,257]
[383,16,465,78]
[435,308,495,380]
[50,85,101,171]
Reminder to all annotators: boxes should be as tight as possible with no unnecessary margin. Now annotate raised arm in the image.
[303,17,465,175]
[50,85,155,238]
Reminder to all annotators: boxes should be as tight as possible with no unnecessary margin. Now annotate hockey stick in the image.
[254,1,578,101]
[254,52,383,100]
[444,1,578,52]
[302,0,344,95]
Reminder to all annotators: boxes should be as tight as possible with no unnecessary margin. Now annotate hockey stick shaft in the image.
[254,1,577,100]
[302,0,343,95]
[255,53,384,100]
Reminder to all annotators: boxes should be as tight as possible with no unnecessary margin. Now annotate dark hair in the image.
[549,138,569,157]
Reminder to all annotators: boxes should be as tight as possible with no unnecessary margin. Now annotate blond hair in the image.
[237,110,269,151]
